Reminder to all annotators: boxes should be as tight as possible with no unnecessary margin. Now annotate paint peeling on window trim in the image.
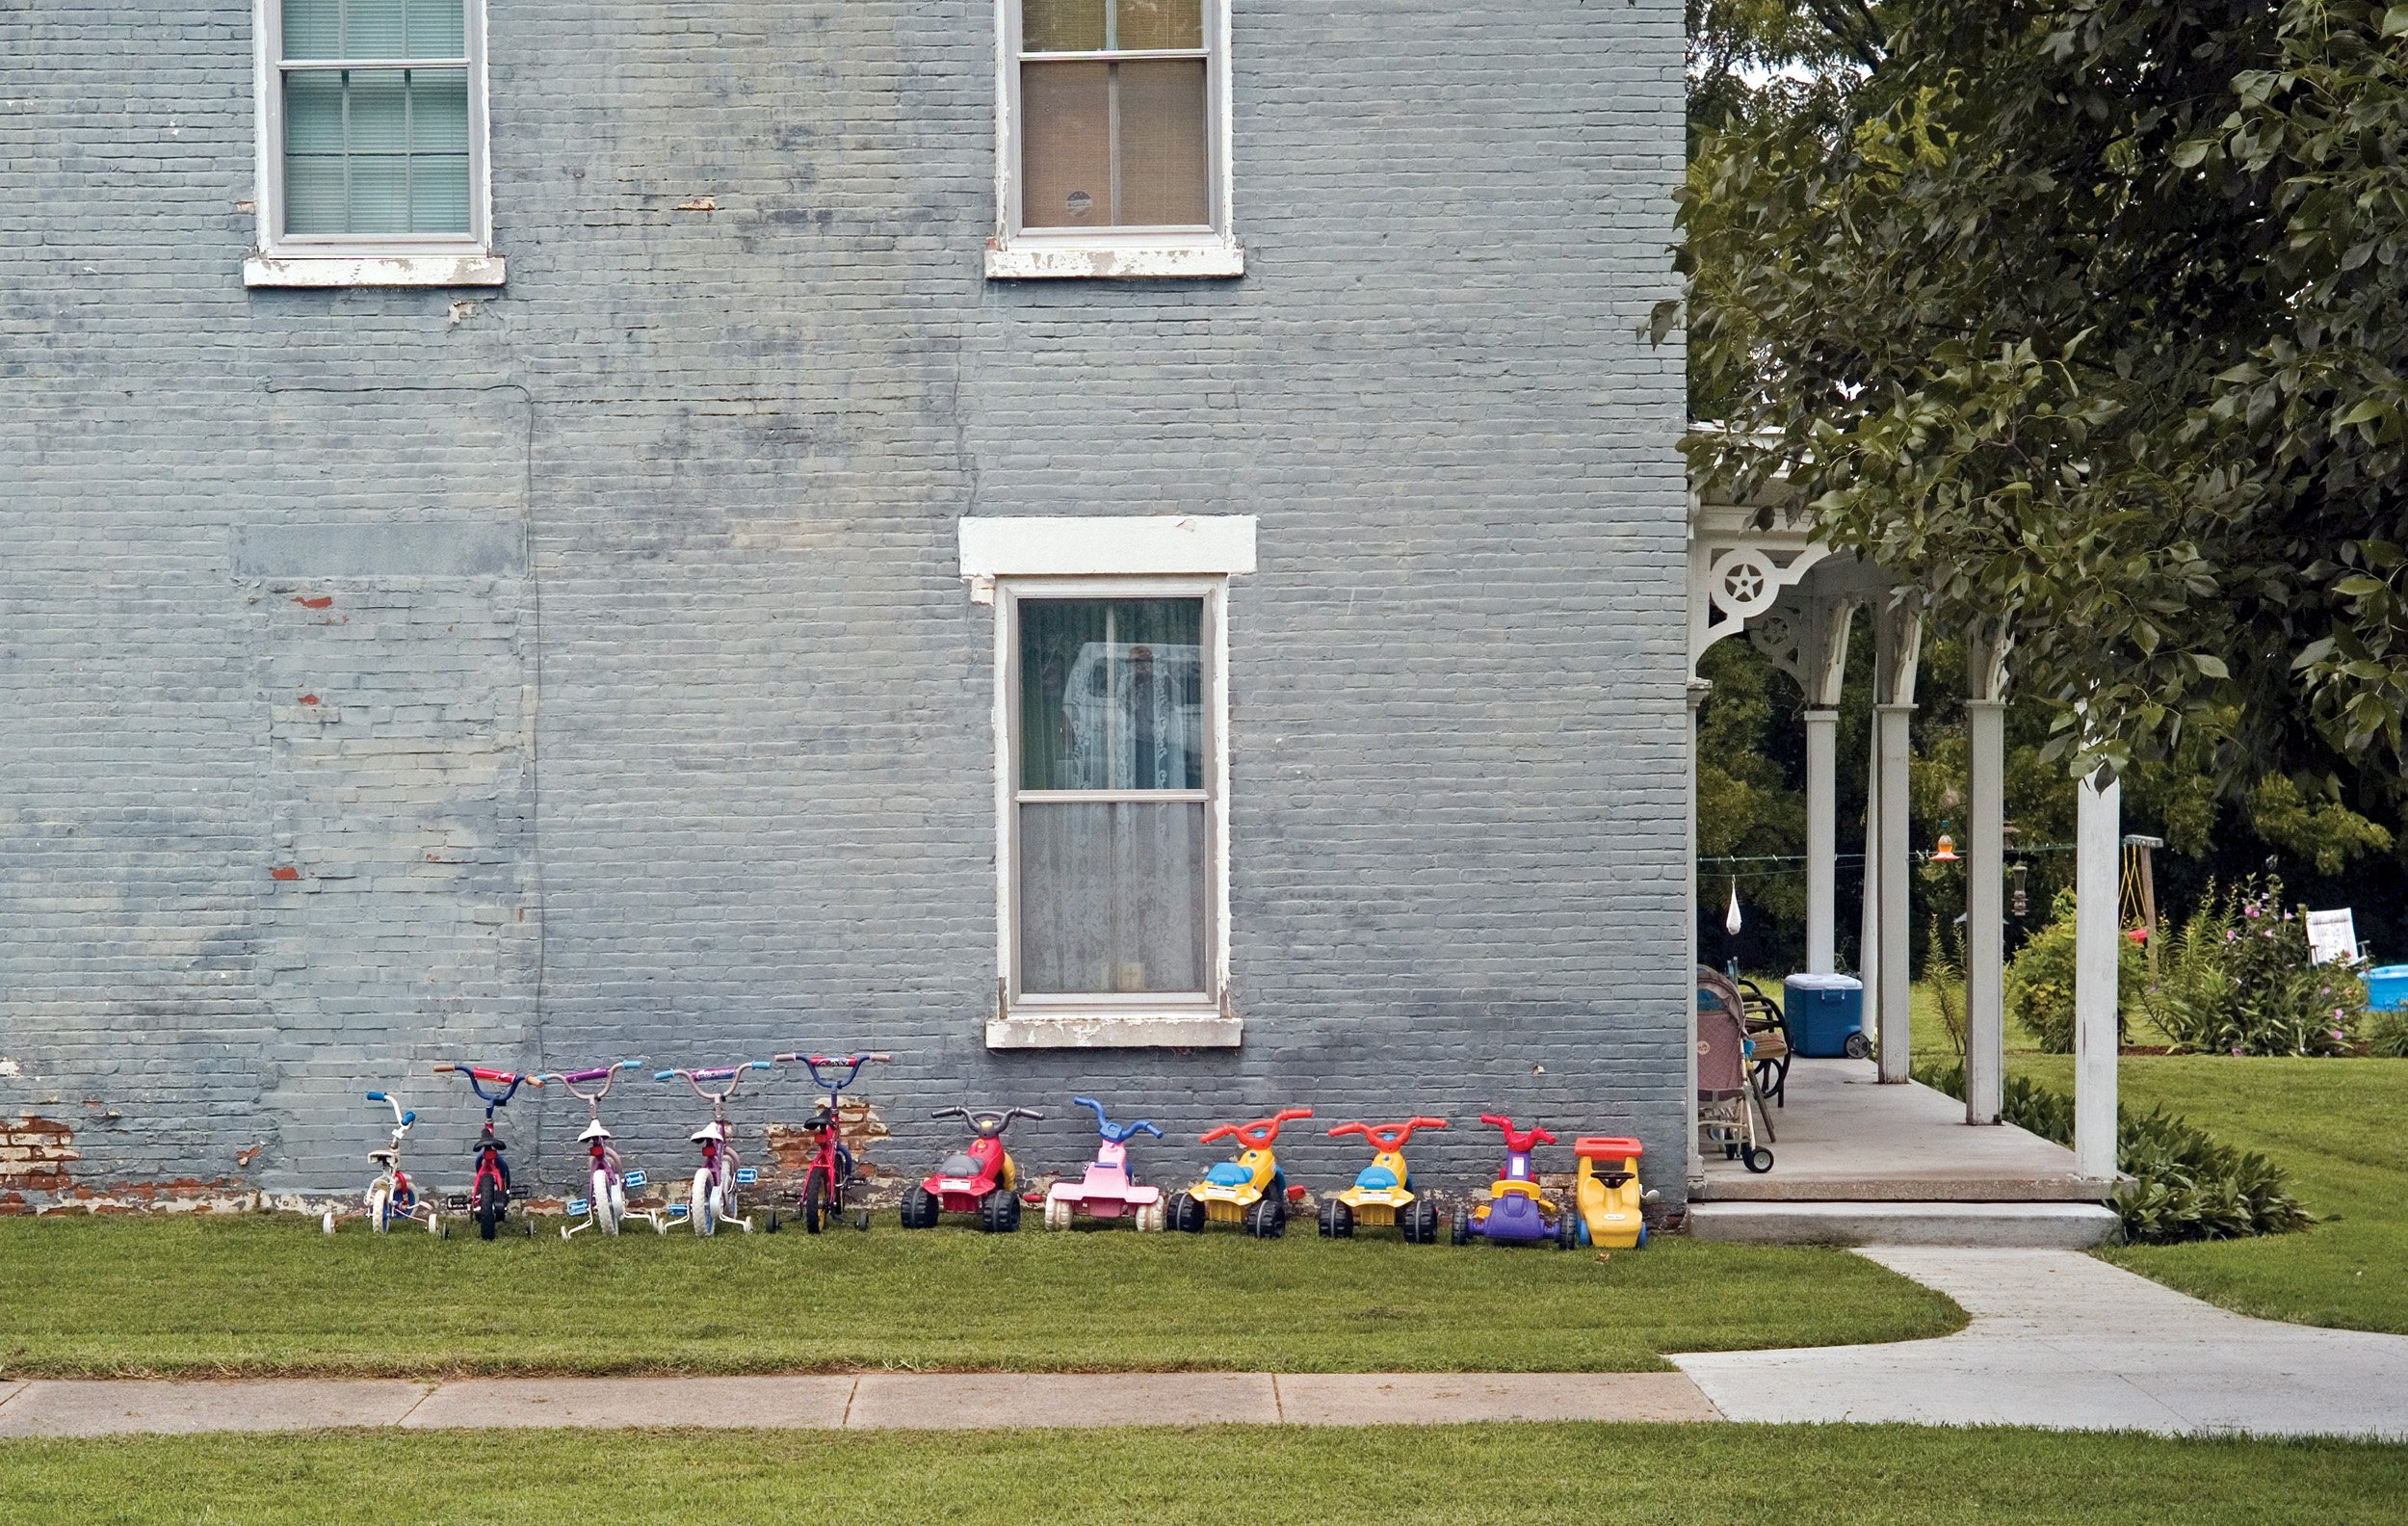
[983,239,1244,279]
[244,253,508,288]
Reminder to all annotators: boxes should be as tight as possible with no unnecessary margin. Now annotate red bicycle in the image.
[772,1051,889,1233]
[432,1064,540,1240]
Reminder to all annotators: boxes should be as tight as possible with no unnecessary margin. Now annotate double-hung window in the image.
[249,0,503,287]
[989,0,1242,278]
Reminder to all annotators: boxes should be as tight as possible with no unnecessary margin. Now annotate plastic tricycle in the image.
[432,1064,541,1240]
[1042,1096,1166,1232]
[771,1051,890,1234]
[323,1091,442,1236]
[1453,1114,1575,1250]
[899,1105,1043,1232]
[1572,1136,1649,1250]
[1168,1107,1312,1238]
[539,1059,646,1238]
[1320,1117,1447,1243]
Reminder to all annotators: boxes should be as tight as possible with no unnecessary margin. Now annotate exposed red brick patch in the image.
[271,866,301,881]
[298,694,319,705]
[292,595,333,610]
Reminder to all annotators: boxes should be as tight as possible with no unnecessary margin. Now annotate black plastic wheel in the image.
[1743,1144,1775,1173]
[1452,1209,1475,1246]
[852,1208,872,1232]
[475,1178,501,1242]
[1168,1191,1205,1233]
[765,1209,781,1233]
[1403,1199,1440,1245]
[1555,1208,1577,1250]
[979,1186,1020,1233]
[804,1172,828,1235]
[1245,1196,1286,1239]
[1318,1198,1353,1239]
[1844,1032,1873,1060]
[901,1182,937,1229]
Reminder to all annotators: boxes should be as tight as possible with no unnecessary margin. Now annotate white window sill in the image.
[245,252,507,289]
[985,1011,1243,1049]
[983,240,1243,280]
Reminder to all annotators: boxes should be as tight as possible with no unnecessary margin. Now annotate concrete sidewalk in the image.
[1674,1248,2408,1438]
[0,1372,1719,1439]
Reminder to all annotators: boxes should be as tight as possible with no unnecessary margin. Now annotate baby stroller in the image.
[1698,966,1774,1172]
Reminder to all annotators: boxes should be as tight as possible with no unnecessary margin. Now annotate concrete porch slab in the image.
[1688,1200,2121,1249]
[0,1379,428,1438]
[1273,1372,1722,1426]
[1693,1058,2117,1202]
[845,1372,1279,1429]
[401,1376,856,1431]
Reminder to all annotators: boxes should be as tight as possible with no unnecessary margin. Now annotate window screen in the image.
[279,0,473,236]
[1019,0,1210,229]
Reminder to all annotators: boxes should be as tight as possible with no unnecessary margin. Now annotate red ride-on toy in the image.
[899,1105,1043,1232]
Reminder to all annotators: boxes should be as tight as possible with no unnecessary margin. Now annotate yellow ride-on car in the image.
[1167,1108,1312,1238]
[1320,1117,1447,1243]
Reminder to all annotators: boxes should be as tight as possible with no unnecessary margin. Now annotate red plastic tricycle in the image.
[899,1105,1043,1232]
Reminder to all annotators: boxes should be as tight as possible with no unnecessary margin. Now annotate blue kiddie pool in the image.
[2367,965,2408,1012]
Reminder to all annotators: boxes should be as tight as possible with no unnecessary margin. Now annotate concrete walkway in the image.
[0,1372,1717,1439]
[1675,1248,2408,1438]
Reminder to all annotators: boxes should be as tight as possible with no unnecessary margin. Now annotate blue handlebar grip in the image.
[654,1069,676,1081]
[366,1091,387,1102]
[402,1110,416,1125]
[617,1060,642,1070]
[750,1060,772,1070]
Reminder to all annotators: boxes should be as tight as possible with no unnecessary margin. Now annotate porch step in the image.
[1686,1199,2120,1250]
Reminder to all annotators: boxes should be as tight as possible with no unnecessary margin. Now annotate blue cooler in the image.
[2367,965,2408,1012]
[1783,972,1868,1058]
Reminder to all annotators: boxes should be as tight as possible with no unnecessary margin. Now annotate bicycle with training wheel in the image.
[771,1051,889,1233]
[537,1059,648,1238]
[432,1063,541,1240]
[322,1091,443,1237]
[656,1061,771,1236]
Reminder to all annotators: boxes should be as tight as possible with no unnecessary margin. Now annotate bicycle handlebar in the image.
[1330,1117,1449,1151]
[1074,1095,1163,1144]
[1478,1114,1557,1151]
[434,1065,536,1107]
[1201,1107,1314,1150]
[773,1052,890,1092]
[365,1092,414,1130]
[657,1062,772,1101]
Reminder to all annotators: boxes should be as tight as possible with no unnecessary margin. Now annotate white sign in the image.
[2306,908,2360,966]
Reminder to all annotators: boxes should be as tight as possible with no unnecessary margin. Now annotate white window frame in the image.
[245,0,505,288]
[986,0,1243,280]
[962,515,1255,1048]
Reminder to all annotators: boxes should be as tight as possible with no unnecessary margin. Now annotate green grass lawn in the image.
[2011,1053,2408,1335]
[4,1424,2403,1525]
[0,1215,1962,1379]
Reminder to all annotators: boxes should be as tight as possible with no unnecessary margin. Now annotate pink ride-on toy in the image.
[1043,1096,1166,1232]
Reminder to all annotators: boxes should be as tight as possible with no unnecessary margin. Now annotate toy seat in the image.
[1353,1165,1400,1191]
[1205,1161,1253,1188]
[1492,1177,1541,1200]
[937,1151,982,1178]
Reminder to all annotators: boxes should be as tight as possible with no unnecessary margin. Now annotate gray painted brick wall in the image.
[1,0,1691,1208]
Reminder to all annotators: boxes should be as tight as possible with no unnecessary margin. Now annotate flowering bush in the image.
[2143,877,2365,1057]
[2005,889,2141,1054]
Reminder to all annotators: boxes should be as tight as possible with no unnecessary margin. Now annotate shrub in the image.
[2005,889,2140,1054]
[2142,877,2363,1056]
[2368,1009,2408,1060]
[1916,1063,2314,1245]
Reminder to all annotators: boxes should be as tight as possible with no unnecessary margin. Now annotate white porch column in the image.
[1872,601,1922,1084]
[1859,716,1882,1038]
[1804,709,1840,974]
[1963,627,2010,1125]
[2075,767,2122,1180]
[1687,677,1713,1185]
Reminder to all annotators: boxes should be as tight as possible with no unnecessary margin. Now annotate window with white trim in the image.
[249,0,502,286]
[1001,581,1229,1027]
[989,0,1242,278]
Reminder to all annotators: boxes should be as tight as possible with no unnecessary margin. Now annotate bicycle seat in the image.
[470,1138,507,1155]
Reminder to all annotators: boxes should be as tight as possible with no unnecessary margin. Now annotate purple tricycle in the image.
[1042,1096,1167,1232]
[1452,1114,1576,1250]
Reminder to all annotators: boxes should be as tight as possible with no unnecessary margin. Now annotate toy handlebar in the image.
[1074,1095,1163,1144]
[773,1053,890,1091]
[1330,1117,1449,1151]
[931,1105,1045,1137]
[1201,1107,1314,1150]
[1478,1114,1557,1151]
[366,1092,415,1129]
[657,1062,773,1099]
[434,1065,537,1106]
[545,1060,641,1086]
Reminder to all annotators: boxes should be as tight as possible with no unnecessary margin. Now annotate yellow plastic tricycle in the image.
[1320,1117,1447,1243]
[1168,1107,1311,1238]
[1572,1136,1649,1250]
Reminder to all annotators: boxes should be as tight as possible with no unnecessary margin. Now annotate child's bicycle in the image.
[321,1092,443,1236]
[432,1064,541,1240]
[537,1059,648,1238]
[656,1061,772,1236]
[770,1051,889,1233]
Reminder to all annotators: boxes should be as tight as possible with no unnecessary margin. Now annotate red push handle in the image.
[1479,1114,1555,1151]
[1201,1107,1314,1149]
[1329,1117,1449,1151]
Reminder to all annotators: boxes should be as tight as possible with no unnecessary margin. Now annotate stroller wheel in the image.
[1743,1145,1774,1173]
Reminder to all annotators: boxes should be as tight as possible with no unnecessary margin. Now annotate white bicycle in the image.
[655,1062,770,1235]
[323,1091,442,1236]
[539,1059,650,1238]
